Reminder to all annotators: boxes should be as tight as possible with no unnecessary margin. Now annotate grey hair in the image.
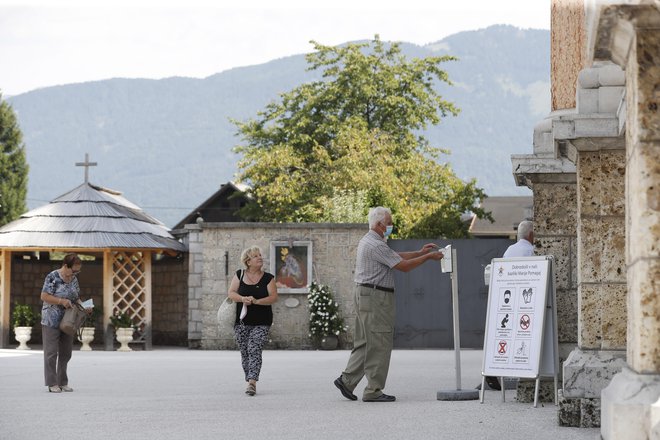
[517,220,534,241]
[240,245,263,269]
[368,207,391,229]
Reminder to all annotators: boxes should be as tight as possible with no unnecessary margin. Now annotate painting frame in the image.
[270,241,313,294]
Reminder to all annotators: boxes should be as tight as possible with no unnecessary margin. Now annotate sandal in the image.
[245,383,256,396]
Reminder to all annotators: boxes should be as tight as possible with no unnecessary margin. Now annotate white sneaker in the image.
[60,385,74,392]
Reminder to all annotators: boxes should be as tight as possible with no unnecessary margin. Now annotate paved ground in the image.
[0,347,600,440]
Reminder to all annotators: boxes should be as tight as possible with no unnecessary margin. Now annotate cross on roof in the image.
[75,153,97,183]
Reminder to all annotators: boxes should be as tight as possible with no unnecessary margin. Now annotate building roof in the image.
[172,181,251,230]
[0,182,186,252]
[469,196,533,238]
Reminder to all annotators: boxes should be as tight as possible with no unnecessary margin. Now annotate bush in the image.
[110,312,135,329]
[308,282,347,342]
[12,304,37,328]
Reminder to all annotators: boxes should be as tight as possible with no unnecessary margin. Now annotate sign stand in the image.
[479,256,559,408]
[437,246,479,401]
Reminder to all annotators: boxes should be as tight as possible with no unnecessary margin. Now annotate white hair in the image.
[517,220,534,241]
[240,245,262,269]
[368,207,391,229]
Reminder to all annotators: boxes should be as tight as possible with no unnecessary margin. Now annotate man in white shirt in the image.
[503,220,534,257]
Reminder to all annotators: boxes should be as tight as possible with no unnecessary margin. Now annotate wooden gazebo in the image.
[0,159,186,349]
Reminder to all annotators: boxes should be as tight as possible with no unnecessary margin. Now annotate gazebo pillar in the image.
[0,250,11,348]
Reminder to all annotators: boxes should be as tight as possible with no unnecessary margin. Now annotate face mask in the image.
[383,225,394,239]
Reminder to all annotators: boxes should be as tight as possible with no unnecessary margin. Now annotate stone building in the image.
[511,1,659,438]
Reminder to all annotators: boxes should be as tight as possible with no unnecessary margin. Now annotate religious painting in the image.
[270,241,312,294]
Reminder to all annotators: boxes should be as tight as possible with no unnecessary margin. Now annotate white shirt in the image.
[503,238,534,257]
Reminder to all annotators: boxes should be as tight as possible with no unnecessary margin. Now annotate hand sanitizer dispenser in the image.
[441,244,453,273]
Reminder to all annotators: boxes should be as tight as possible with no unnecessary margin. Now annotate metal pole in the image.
[450,248,461,390]
[437,247,478,401]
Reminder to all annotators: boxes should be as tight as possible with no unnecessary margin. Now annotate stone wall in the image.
[551,0,587,110]
[576,149,627,350]
[533,182,579,347]
[186,222,366,350]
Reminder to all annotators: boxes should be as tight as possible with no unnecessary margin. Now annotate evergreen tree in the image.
[0,93,29,226]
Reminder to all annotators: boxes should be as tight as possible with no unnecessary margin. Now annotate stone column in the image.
[184,224,204,348]
[511,115,579,404]
[594,5,660,440]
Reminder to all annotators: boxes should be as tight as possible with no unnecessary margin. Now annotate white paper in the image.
[240,304,248,320]
[81,298,94,309]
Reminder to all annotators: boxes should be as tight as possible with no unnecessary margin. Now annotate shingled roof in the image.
[0,182,186,252]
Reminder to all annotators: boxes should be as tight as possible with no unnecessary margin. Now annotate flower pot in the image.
[78,327,95,351]
[115,327,134,352]
[14,326,33,350]
[320,335,338,350]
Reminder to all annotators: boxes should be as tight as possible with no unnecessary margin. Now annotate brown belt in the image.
[357,283,394,293]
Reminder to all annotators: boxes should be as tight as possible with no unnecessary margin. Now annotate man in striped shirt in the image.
[334,206,444,402]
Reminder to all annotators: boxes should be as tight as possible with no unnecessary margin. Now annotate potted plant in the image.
[12,303,38,350]
[78,306,102,351]
[110,311,135,352]
[307,282,347,350]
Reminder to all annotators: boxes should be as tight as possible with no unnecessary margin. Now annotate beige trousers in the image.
[341,284,395,400]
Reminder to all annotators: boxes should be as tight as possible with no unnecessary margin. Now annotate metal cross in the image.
[75,153,97,183]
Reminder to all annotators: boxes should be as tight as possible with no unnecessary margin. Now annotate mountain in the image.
[8,25,546,228]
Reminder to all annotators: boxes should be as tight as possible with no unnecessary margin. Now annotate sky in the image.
[0,0,550,97]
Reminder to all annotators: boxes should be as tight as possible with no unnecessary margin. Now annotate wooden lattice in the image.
[111,251,148,343]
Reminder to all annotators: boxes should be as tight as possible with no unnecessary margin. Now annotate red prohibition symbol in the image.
[498,341,507,354]
[520,314,531,330]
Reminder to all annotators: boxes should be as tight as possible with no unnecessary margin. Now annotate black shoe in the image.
[485,376,501,391]
[334,377,357,401]
[362,393,396,402]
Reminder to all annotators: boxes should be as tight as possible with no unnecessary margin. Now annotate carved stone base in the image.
[515,379,556,403]
[601,366,660,440]
[558,389,601,427]
[562,348,626,398]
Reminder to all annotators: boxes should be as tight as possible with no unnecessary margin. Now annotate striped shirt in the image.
[354,230,403,289]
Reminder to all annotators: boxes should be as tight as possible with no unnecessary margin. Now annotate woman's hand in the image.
[241,296,255,305]
[60,298,72,308]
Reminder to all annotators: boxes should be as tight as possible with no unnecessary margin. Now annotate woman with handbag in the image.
[40,253,85,393]
[227,246,278,396]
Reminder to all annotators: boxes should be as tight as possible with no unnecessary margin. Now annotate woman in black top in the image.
[227,246,278,396]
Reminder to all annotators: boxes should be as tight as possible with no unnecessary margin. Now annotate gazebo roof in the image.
[0,182,186,252]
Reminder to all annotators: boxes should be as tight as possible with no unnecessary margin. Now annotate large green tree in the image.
[233,36,490,238]
[0,93,29,226]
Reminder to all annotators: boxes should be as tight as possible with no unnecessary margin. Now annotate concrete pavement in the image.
[0,347,600,440]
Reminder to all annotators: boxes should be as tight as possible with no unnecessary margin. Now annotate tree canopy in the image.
[0,93,28,226]
[232,36,490,238]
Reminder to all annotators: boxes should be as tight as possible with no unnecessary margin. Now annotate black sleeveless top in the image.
[235,269,274,326]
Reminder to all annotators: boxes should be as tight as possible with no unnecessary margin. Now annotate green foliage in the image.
[0,93,29,226]
[84,306,103,328]
[110,312,135,329]
[12,304,37,328]
[307,282,346,341]
[232,36,491,237]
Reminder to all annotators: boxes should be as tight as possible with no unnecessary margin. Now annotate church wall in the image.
[186,223,366,350]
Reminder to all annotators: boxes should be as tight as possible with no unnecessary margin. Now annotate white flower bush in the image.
[308,282,347,342]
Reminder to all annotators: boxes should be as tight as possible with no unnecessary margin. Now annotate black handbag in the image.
[59,302,87,336]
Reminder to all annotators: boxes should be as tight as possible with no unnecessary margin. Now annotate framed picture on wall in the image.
[270,241,312,294]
